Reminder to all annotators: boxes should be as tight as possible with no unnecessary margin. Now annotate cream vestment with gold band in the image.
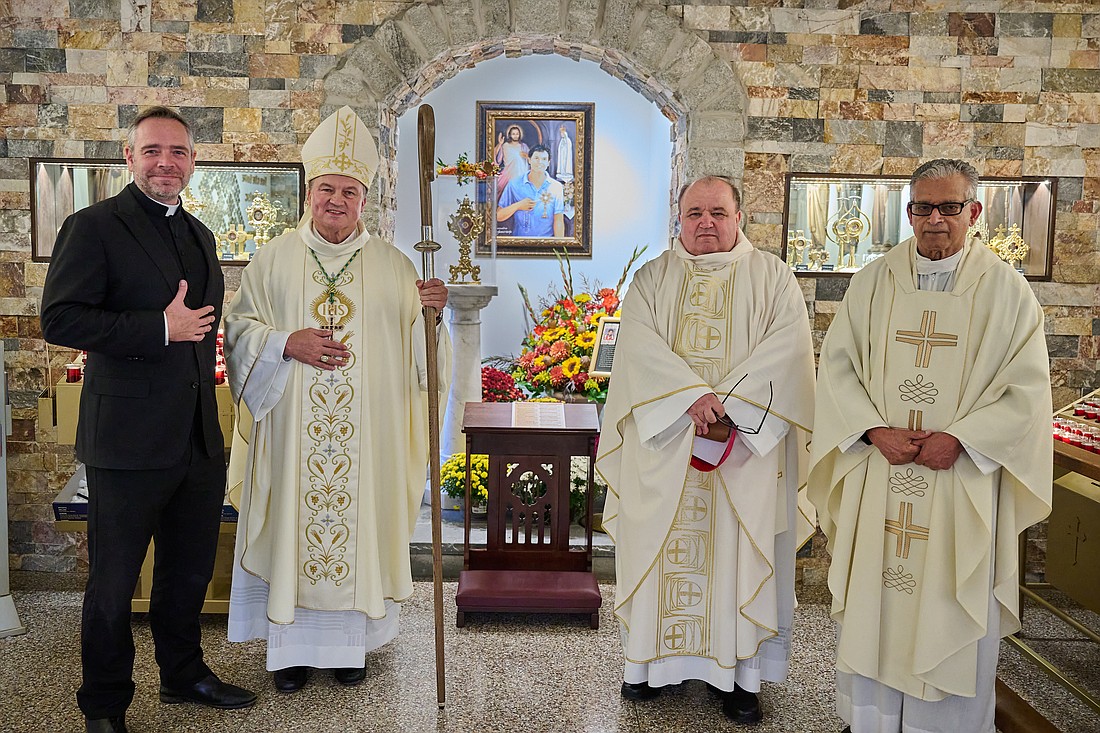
[809,238,1051,705]
[224,220,450,628]
[596,237,815,691]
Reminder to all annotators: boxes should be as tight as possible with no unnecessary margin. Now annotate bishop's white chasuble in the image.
[596,237,816,691]
[224,219,449,665]
[810,239,1051,707]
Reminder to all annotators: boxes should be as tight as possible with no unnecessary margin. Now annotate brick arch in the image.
[320,0,747,238]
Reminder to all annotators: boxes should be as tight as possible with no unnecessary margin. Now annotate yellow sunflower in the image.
[561,356,582,378]
[574,331,597,349]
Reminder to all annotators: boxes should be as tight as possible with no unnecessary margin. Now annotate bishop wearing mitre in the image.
[223,106,451,693]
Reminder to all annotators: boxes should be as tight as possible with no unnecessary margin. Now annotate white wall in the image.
[394,54,672,360]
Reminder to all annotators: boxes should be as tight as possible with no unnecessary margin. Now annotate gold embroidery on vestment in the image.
[894,310,958,368]
[302,274,357,586]
[884,502,930,560]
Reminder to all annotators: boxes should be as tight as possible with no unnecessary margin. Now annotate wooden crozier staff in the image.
[414,103,446,708]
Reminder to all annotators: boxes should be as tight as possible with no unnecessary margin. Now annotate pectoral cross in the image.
[323,299,342,332]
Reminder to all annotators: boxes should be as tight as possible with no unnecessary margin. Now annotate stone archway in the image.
[319,0,748,238]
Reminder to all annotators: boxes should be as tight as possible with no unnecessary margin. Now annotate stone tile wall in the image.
[1,0,1096,578]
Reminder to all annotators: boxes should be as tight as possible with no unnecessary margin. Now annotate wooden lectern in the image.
[455,402,602,628]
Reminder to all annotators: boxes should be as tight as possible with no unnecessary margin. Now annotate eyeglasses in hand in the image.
[714,374,774,437]
[906,199,973,217]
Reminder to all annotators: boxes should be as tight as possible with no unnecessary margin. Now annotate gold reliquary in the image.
[781,173,1055,280]
[31,159,305,264]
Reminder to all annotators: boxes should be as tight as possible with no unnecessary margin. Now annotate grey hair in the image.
[126,106,195,153]
[911,159,979,199]
[677,175,742,210]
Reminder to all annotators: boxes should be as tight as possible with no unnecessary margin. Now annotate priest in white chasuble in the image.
[808,159,1052,733]
[595,176,816,725]
[223,106,451,693]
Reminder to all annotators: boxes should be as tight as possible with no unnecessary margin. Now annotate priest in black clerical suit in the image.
[40,106,255,733]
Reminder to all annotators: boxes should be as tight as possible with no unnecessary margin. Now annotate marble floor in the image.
[1,573,1098,733]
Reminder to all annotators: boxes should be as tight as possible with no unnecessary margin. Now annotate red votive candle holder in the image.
[214,366,226,385]
[65,364,82,383]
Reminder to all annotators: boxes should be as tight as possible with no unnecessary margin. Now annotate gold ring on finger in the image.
[320,354,330,364]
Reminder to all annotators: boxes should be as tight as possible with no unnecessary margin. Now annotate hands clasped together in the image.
[282,278,449,371]
[866,427,963,470]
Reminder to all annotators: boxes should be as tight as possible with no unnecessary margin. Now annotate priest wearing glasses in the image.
[595,175,816,725]
[809,159,1052,733]
[222,106,451,693]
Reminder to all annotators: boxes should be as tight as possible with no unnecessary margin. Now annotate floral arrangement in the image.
[511,247,645,402]
[435,153,500,185]
[481,366,525,402]
[441,452,489,506]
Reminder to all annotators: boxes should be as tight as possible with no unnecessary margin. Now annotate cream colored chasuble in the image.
[597,238,816,688]
[295,230,369,609]
[225,219,449,625]
[810,239,1051,702]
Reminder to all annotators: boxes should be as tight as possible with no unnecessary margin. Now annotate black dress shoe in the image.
[159,673,258,709]
[720,684,763,725]
[273,666,309,693]
[334,667,366,686]
[85,716,127,733]
[620,681,660,701]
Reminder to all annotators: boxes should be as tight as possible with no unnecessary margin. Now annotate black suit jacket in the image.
[41,183,225,470]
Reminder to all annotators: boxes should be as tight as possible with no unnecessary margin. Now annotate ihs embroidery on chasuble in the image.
[302,261,361,588]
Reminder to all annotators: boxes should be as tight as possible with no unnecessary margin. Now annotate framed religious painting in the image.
[476,101,594,257]
[30,158,304,263]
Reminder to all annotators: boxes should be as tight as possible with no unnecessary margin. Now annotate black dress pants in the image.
[76,435,226,719]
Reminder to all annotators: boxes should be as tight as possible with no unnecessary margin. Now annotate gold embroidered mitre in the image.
[302,106,379,189]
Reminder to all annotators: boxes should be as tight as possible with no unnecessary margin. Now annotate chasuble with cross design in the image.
[809,238,1052,702]
[596,236,815,691]
[223,220,451,627]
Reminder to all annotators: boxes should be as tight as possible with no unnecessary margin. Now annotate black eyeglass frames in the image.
[906,199,974,217]
[714,374,774,437]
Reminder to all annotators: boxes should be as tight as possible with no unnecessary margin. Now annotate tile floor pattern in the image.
[1,576,1097,733]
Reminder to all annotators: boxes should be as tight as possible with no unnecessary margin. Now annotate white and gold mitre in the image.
[302,105,379,189]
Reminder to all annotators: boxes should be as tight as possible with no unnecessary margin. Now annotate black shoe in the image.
[85,716,127,733]
[720,684,763,724]
[273,666,309,693]
[841,728,852,733]
[334,667,366,686]
[159,673,258,709]
[620,681,660,701]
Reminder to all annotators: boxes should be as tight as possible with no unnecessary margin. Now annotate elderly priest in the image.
[595,176,816,725]
[808,158,1053,733]
[223,106,450,693]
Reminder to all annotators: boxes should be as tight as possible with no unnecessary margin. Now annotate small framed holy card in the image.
[589,317,621,378]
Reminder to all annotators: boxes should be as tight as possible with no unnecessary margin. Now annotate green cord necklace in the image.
[310,247,361,303]
[310,247,361,331]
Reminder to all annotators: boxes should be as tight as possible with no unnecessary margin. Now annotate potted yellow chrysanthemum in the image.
[440,453,489,522]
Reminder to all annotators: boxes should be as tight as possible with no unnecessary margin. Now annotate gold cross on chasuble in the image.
[885,502,930,559]
[895,310,958,368]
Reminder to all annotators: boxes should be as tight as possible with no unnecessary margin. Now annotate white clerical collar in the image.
[140,189,180,216]
[302,219,369,258]
[915,246,964,275]
[672,229,754,268]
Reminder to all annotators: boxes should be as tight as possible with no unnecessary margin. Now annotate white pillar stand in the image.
[441,284,498,461]
[0,341,26,638]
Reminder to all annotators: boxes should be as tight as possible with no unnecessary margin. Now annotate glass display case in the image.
[781,173,1055,280]
[31,158,304,263]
